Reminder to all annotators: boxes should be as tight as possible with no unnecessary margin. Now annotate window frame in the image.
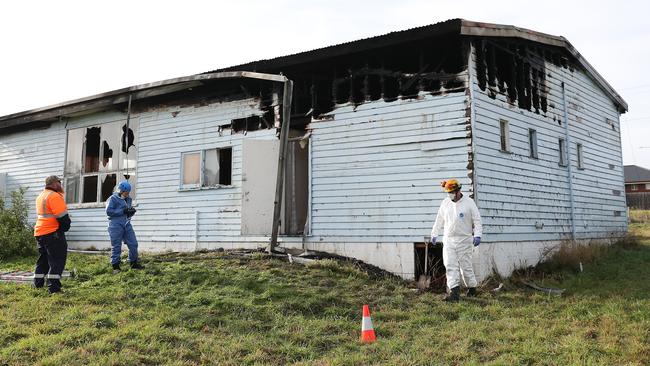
[179,147,233,191]
[558,138,568,167]
[499,119,511,153]
[64,120,138,208]
[528,128,538,159]
[576,143,584,170]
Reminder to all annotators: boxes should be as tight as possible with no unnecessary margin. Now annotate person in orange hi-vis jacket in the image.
[33,175,71,294]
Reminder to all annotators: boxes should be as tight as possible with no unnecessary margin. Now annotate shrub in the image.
[0,188,37,260]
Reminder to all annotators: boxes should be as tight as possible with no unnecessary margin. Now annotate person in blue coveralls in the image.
[106,180,144,273]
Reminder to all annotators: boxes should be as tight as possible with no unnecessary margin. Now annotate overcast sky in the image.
[1,0,649,168]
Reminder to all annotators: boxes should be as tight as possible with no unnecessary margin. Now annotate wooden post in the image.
[269,80,294,252]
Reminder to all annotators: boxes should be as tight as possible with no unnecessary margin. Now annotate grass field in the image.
[1,223,649,365]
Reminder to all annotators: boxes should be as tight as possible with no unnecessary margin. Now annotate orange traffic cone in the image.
[360,304,376,343]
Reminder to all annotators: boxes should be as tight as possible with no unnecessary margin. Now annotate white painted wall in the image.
[0,123,66,216]
[469,43,627,277]
[304,90,473,278]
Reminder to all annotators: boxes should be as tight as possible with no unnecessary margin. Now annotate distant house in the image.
[624,165,650,209]
[0,19,628,280]
[624,165,650,193]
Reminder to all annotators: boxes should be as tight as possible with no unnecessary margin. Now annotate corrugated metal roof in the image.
[214,19,462,72]
[624,165,650,183]
[0,18,628,130]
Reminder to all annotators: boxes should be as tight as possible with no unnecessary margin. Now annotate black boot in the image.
[466,287,477,297]
[130,261,144,270]
[112,263,121,274]
[444,286,460,302]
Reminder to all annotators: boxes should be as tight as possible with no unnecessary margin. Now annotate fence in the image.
[626,192,650,210]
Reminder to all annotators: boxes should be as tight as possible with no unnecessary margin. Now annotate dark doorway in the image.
[414,242,446,292]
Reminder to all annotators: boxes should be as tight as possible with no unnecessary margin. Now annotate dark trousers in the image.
[34,231,68,293]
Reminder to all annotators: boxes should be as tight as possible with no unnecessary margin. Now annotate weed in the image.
[0,188,36,260]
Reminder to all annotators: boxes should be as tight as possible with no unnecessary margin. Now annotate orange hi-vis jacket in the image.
[34,189,68,237]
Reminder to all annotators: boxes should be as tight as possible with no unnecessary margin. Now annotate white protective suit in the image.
[431,194,483,289]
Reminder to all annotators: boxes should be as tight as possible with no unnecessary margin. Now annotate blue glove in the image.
[473,237,481,247]
[430,236,437,245]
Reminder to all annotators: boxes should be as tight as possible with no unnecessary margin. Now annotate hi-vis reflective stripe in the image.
[362,316,373,331]
[32,274,61,279]
[38,210,68,219]
[38,190,67,218]
[39,191,53,216]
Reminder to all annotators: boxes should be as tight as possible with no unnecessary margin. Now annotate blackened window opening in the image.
[474,40,556,115]
[219,148,232,185]
[101,174,117,201]
[84,127,101,173]
[82,176,98,203]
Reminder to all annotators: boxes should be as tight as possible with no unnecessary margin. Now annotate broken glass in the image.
[100,173,117,202]
[100,121,121,172]
[82,175,98,203]
[120,121,138,171]
[203,149,219,187]
[84,127,101,173]
[120,171,136,200]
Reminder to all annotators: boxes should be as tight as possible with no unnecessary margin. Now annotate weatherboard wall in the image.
[0,99,280,252]
[469,43,627,277]
[304,88,473,278]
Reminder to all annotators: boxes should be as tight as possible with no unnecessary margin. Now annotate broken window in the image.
[82,175,98,203]
[559,138,567,166]
[181,147,232,189]
[64,120,138,204]
[499,119,510,152]
[84,127,101,173]
[576,143,584,169]
[231,115,269,134]
[528,129,538,159]
[101,174,117,202]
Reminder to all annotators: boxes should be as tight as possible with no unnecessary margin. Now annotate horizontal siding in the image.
[471,46,626,243]
[308,91,471,242]
[0,99,278,245]
[0,124,66,222]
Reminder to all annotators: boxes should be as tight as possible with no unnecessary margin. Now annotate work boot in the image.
[466,287,478,297]
[130,261,144,270]
[112,263,121,274]
[444,286,460,302]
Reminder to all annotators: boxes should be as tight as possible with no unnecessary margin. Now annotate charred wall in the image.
[473,39,573,115]
[242,35,468,118]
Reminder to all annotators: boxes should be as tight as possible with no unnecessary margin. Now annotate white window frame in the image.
[179,147,233,191]
[64,121,138,207]
[499,119,510,152]
[528,128,538,159]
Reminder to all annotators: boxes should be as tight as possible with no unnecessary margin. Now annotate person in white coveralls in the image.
[431,179,482,302]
